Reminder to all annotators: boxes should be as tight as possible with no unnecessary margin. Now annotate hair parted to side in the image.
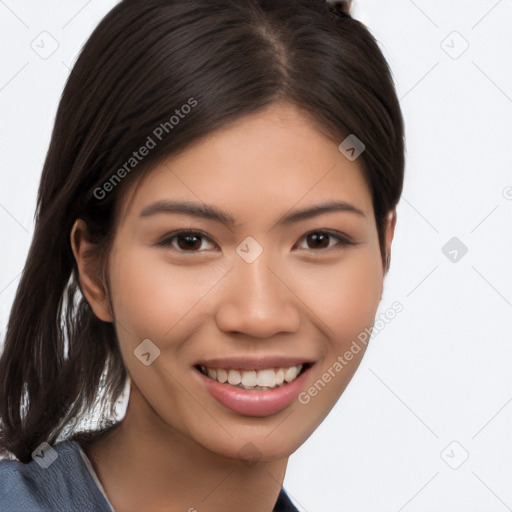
[0,0,405,463]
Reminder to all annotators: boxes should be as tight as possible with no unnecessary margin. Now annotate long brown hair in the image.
[0,0,404,463]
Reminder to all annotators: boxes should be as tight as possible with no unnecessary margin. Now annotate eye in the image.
[155,230,217,253]
[293,230,355,253]
[155,229,355,254]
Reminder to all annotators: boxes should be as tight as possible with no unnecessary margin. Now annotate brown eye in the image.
[294,230,354,253]
[156,230,217,253]
[176,233,202,251]
[305,232,330,250]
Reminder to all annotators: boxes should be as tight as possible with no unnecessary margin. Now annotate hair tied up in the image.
[325,0,352,17]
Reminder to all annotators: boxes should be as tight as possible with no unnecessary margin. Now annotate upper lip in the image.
[196,356,315,371]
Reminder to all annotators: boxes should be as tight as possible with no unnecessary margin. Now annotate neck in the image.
[83,384,289,512]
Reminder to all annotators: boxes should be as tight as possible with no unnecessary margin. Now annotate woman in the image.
[0,0,405,510]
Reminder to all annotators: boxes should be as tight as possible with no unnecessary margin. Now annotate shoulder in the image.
[0,439,113,512]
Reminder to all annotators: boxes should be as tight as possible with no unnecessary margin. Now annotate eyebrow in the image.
[139,199,366,227]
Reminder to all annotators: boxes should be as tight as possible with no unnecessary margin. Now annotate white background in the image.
[1,1,511,511]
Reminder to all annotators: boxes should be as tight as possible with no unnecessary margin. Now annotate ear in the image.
[70,219,113,322]
[384,210,397,274]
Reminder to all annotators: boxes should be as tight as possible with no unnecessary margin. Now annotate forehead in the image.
[118,101,373,224]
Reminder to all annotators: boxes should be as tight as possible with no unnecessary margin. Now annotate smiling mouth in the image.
[195,363,313,391]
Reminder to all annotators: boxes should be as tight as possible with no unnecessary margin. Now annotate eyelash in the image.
[155,229,356,254]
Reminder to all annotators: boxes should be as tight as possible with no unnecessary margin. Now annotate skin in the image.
[71,100,396,512]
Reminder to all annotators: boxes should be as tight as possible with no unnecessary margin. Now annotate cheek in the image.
[298,251,383,341]
[293,252,383,421]
[107,247,227,341]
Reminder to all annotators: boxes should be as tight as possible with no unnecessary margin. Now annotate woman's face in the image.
[101,101,393,462]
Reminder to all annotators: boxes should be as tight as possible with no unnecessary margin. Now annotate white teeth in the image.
[227,369,242,386]
[257,369,276,387]
[216,368,228,383]
[284,366,299,383]
[200,364,304,390]
[241,370,257,387]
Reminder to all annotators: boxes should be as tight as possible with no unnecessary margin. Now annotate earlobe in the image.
[70,219,113,323]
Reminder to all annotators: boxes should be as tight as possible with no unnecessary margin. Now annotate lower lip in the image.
[195,366,312,417]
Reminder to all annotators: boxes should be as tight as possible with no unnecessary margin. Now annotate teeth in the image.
[241,370,257,387]
[216,368,228,383]
[200,364,304,390]
[257,369,276,387]
[227,369,242,386]
[284,366,299,383]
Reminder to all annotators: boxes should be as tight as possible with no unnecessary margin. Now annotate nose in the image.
[214,250,301,338]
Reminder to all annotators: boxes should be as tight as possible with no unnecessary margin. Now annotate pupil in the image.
[308,233,328,249]
[178,234,201,250]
